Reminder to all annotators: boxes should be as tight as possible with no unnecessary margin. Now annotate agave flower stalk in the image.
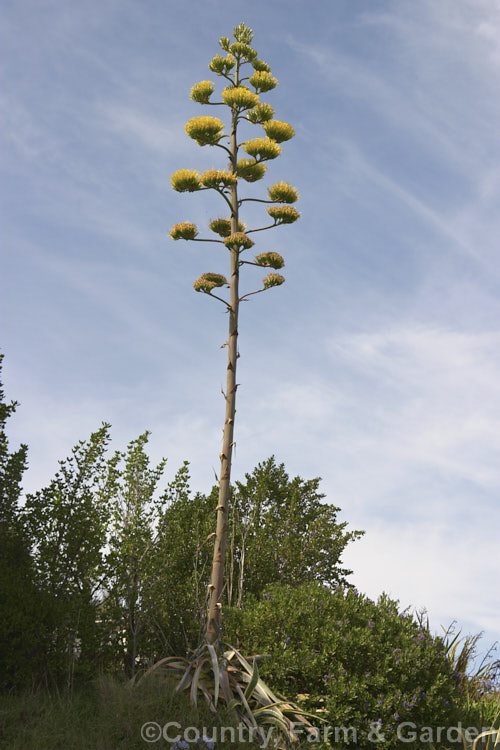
[170,22,299,650]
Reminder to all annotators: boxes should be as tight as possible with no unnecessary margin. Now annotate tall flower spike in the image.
[243,137,281,161]
[249,71,278,93]
[185,116,224,146]
[222,86,259,110]
[267,205,300,224]
[171,169,202,192]
[267,181,300,204]
[263,273,285,288]
[262,120,295,143]
[170,222,199,240]
[190,81,215,104]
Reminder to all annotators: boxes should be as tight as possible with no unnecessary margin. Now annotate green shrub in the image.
[226,582,461,748]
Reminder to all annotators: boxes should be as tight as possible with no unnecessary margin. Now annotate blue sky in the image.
[2,0,499,660]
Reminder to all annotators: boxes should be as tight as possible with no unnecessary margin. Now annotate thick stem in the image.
[206,92,240,648]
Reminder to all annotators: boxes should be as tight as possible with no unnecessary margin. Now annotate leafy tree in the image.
[148,463,215,655]
[23,424,119,686]
[0,353,42,690]
[225,457,364,607]
[103,432,166,677]
[170,22,300,646]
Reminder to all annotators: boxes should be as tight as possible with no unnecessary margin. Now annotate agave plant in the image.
[137,642,321,745]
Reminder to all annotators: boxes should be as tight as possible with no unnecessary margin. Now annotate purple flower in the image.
[284,637,290,643]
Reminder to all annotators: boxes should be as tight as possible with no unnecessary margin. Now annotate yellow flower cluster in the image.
[267,206,300,224]
[262,120,295,143]
[185,116,224,146]
[223,232,255,251]
[190,80,215,104]
[252,59,271,73]
[243,137,282,161]
[229,42,257,61]
[209,218,246,237]
[249,71,278,93]
[201,170,238,189]
[236,159,268,182]
[169,222,198,240]
[247,103,275,124]
[263,273,285,289]
[255,252,285,269]
[267,181,300,204]
[170,169,202,192]
[193,273,227,293]
[208,53,235,75]
[222,86,259,110]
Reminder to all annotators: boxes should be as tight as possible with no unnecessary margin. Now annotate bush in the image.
[225,582,461,748]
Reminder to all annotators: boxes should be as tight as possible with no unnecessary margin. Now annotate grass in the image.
[0,675,268,750]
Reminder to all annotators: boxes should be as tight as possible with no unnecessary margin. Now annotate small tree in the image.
[170,22,299,648]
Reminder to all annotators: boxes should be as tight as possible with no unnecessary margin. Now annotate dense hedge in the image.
[226,582,461,748]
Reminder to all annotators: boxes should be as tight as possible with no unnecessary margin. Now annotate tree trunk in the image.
[206,104,240,648]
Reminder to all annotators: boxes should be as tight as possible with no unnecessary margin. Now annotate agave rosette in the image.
[136,643,321,745]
